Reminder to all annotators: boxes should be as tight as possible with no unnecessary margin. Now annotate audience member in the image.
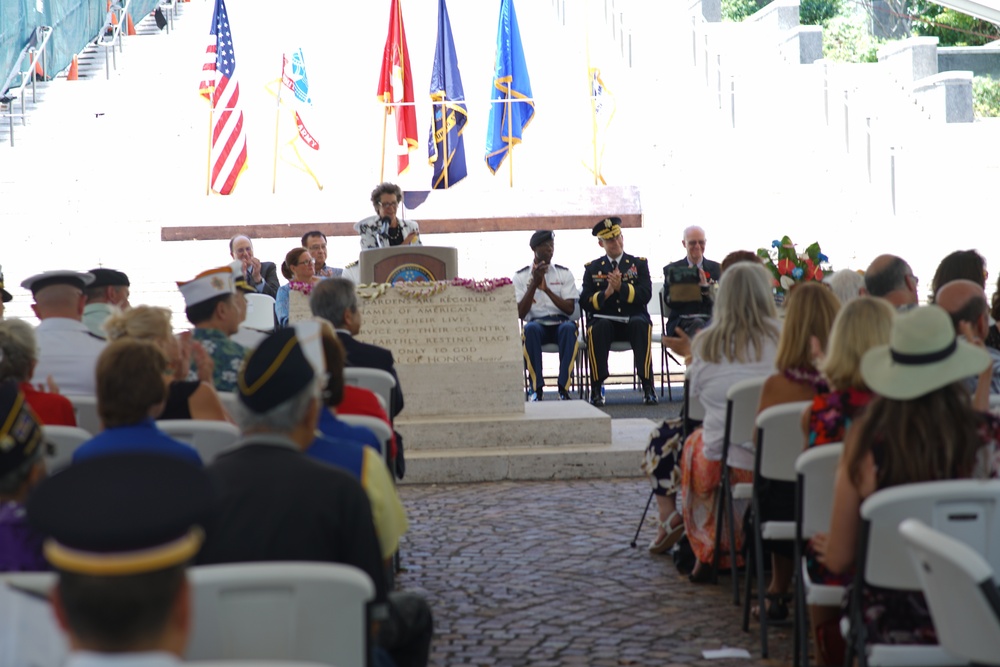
[934,279,1000,401]
[677,263,781,581]
[801,296,894,665]
[863,254,918,309]
[751,282,840,621]
[355,182,421,249]
[988,272,1000,351]
[513,230,580,402]
[27,453,213,663]
[719,250,760,275]
[0,264,10,319]
[197,328,432,667]
[230,234,279,298]
[662,225,721,340]
[304,319,408,559]
[928,249,986,303]
[824,268,865,305]
[302,230,342,278]
[177,265,248,393]
[580,217,656,406]
[0,319,76,425]
[104,306,229,422]
[276,247,322,328]
[23,270,105,395]
[73,339,202,466]
[813,305,999,648]
[0,381,48,571]
[82,268,130,339]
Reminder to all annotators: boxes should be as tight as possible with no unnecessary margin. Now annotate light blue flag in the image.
[484,0,534,175]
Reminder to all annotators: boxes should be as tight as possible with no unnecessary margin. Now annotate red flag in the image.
[377,0,418,175]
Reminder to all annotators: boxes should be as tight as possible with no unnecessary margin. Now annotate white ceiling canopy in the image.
[932,0,1000,25]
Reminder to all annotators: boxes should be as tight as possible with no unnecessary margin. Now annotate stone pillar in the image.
[912,71,975,123]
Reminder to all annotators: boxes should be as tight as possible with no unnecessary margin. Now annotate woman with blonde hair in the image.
[679,262,781,582]
[104,306,229,422]
[751,281,840,619]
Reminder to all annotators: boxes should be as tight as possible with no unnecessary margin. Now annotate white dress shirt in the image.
[33,317,106,395]
[513,263,580,321]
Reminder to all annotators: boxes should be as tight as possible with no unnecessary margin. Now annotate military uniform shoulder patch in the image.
[516,265,530,273]
[554,264,568,271]
[345,260,359,268]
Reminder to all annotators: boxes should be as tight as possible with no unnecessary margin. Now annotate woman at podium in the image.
[354,182,422,250]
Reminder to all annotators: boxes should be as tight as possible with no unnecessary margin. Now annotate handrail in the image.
[0,25,54,147]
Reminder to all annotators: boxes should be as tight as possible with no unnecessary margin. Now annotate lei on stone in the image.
[357,277,512,301]
[756,236,831,295]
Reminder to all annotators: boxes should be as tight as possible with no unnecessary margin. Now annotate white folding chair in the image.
[990,393,1000,410]
[243,293,277,333]
[901,518,1000,666]
[846,479,1000,667]
[337,413,392,457]
[712,375,767,603]
[186,562,376,667]
[343,368,396,416]
[42,425,93,472]
[743,400,812,658]
[64,394,101,435]
[156,420,240,464]
[793,443,844,667]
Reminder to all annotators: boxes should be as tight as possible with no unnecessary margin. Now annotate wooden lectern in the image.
[358,246,460,284]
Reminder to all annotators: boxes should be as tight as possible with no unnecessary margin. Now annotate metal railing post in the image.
[843,90,849,152]
[866,117,872,182]
[889,147,897,215]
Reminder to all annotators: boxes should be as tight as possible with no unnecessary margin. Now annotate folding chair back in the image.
[343,368,396,416]
[156,420,240,464]
[337,414,392,456]
[243,293,276,332]
[64,394,101,435]
[724,376,767,457]
[186,562,376,667]
[42,425,93,472]
[795,443,843,540]
[756,401,811,483]
[901,518,1000,666]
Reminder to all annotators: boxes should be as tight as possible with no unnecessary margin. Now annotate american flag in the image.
[199,0,247,195]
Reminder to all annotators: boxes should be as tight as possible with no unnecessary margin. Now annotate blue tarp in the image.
[0,0,162,84]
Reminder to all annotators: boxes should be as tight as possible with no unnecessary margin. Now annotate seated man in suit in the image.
[229,234,279,299]
[27,453,214,665]
[513,230,580,402]
[662,225,721,339]
[310,278,406,477]
[580,217,656,406]
[197,328,432,667]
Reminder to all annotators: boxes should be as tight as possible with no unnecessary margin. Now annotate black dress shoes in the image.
[558,389,573,401]
[590,392,605,407]
[643,390,658,406]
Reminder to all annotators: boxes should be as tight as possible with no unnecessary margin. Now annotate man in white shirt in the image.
[23,270,105,395]
[513,231,580,401]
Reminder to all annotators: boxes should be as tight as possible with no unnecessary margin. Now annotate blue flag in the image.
[427,0,468,189]
[484,0,533,175]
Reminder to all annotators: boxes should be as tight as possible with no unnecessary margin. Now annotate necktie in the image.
[611,260,618,272]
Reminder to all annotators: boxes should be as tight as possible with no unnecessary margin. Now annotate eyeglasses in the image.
[307,243,327,251]
[376,201,399,209]
[295,259,315,267]
[686,240,706,246]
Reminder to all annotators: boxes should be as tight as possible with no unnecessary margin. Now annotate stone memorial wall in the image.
[356,283,523,417]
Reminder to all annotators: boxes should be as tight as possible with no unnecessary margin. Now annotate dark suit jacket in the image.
[662,257,722,332]
[337,331,404,418]
[197,437,387,604]
[579,252,652,320]
[248,261,280,299]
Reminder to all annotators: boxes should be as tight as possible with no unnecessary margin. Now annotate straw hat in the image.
[861,305,990,400]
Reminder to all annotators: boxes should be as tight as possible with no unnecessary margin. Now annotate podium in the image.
[358,246,459,284]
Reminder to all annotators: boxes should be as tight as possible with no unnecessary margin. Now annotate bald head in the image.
[864,254,917,307]
[32,284,86,321]
[936,279,989,338]
[682,226,707,264]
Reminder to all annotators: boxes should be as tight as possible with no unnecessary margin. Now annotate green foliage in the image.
[722,0,764,22]
[973,76,1000,118]
[822,12,883,63]
[911,2,1000,46]
[800,0,842,25]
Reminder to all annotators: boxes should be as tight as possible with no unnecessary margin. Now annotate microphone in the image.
[379,217,392,236]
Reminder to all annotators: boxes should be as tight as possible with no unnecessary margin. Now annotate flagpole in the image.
[506,97,513,187]
[206,107,213,196]
[272,62,284,194]
[586,0,598,186]
[380,105,388,181]
[442,102,449,189]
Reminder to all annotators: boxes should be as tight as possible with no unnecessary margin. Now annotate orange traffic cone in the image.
[67,55,78,81]
[126,13,136,35]
[34,59,44,81]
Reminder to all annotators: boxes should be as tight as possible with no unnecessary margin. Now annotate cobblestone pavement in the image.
[397,479,793,667]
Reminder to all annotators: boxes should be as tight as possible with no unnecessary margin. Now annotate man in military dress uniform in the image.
[580,217,656,406]
[513,230,580,401]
